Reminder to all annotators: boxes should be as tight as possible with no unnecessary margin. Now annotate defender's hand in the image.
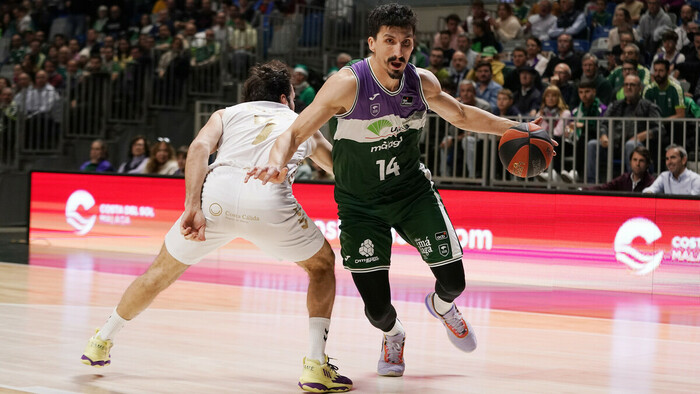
[244,165,289,185]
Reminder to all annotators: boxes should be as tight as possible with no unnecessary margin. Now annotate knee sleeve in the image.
[352,271,397,332]
[364,304,397,332]
[431,261,466,303]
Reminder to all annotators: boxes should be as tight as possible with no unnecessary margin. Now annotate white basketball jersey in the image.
[211,101,313,177]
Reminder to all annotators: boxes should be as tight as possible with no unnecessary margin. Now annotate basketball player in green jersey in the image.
[248,3,548,376]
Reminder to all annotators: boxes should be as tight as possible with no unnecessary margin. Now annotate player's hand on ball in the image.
[531,118,559,148]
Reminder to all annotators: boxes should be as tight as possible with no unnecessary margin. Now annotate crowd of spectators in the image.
[420,1,700,194]
[2,1,700,194]
[81,135,185,176]
[0,0,278,124]
[0,0,342,181]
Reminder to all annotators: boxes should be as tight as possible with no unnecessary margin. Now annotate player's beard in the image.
[387,56,406,79]
[654,75,665,85]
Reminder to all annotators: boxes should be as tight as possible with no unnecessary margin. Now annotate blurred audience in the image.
[118,135,150,174]
[145,139,178,175]
[80,139,114,172]
[643,145,700,195]
[590,146,655,191]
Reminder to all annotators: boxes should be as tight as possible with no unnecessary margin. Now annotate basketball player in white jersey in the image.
[80,60,352,393]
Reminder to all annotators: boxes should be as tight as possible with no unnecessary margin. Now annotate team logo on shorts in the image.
[370,103,381,117]
[355,239,379,264]
[209,203,222,216]
[439,244,449,257]
[435,231,448,241]
[359,239,374,257]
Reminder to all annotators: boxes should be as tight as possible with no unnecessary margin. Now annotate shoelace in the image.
[443,308,467,336]
[384,336,404,363]
[326,359,340,377]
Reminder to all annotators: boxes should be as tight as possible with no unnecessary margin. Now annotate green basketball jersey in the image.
[330,58,431,203]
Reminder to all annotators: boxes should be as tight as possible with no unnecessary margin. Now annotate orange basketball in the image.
[498,122,554,178]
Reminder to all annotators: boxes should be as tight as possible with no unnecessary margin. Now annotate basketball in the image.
[498,122,554,178]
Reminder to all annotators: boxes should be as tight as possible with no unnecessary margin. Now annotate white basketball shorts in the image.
[164,166,325,265]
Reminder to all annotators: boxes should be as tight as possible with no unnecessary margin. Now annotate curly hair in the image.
[368,3,417,38]
[242,60,292,103]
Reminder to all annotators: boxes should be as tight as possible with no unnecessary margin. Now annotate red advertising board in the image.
[29,172,700,298]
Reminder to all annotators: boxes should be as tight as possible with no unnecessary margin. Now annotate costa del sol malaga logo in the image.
[614,217,664,275]
[65,190,97,235]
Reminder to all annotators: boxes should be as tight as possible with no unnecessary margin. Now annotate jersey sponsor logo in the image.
[435,231,448,241]
[370,103,381,117]
[367,119,392,136]
[370,136,403,152]
[65,190,97,235]
[366,120,410,139]
[614,217,663,275]
[415,236,433,256]
[369,93,380,101]
[209,203,222,216]
[356,239,379,264]
[401,96,414,106]
[439,243,449,257]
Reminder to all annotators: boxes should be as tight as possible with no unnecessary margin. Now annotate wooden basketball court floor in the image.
[1,243,700,393]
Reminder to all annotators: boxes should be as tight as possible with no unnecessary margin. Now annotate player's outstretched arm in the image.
[246,69,355,184]
[308,131,333,175]
[181,110,224,241]
[418,69,518,137]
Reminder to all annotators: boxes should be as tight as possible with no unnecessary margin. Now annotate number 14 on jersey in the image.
[376,157,400,181]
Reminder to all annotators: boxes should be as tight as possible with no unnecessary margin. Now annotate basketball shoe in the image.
[425,292,477,352]
[298,355,352,393]
[377,332,405,377]
[81,329,113,367]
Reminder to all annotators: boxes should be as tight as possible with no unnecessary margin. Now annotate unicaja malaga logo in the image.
[614,217,664,275]
[65,190,97,235]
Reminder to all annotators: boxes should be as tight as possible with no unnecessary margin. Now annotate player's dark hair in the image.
[242,60,291,103]
[368,3,417,38]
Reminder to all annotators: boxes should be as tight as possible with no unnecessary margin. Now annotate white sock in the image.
[97,307,128,341]
[308,317,330,363]
[433,293,454,315]
[383,319,405,337]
